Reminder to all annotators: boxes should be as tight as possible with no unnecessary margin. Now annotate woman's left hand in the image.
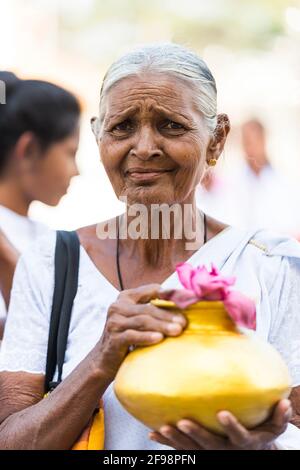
[149,398,292,450]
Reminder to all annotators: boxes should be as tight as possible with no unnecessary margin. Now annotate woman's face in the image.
[97,73,219,206]
[21,127,79,206]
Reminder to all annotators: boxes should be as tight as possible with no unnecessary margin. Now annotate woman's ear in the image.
[206,113,230,165]
[91,116,101,142]
[14,132,41,170]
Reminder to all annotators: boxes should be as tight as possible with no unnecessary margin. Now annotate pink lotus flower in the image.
[160,263,256,330]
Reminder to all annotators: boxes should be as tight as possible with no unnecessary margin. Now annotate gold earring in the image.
[208,158,217,167]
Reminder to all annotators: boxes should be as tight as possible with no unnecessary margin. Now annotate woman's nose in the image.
[132,127,163,160]
[69,158,80,178]
[72,163,80,178]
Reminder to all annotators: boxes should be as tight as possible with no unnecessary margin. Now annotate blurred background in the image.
[1,0,300,235]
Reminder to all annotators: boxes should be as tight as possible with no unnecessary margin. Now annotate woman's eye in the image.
[163,120,185,130]
[112,120,134,133]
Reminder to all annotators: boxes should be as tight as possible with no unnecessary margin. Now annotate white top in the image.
[0,205,49,320]
[1,226,300,450]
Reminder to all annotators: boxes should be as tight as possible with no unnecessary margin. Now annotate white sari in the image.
[0,226,300,449]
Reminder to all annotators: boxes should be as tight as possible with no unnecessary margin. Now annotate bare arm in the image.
[0,229,19,309]
[0,344,111,450]
[0,284,186,450]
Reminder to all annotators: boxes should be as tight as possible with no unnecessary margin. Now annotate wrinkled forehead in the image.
[100,72,199,121]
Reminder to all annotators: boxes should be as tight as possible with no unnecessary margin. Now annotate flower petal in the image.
[160,288,199,309]
[223,290,256,330]
[190,266,211,296]
[173,262,255,329]
[210,264,220,276]
[176,263,194,290]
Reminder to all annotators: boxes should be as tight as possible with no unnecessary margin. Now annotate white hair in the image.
[99,43,218,132]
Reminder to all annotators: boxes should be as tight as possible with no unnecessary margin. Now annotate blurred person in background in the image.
[228,119,300,236]
[197,118,300,237]
[196,168,233,223]
[0,72,80,338]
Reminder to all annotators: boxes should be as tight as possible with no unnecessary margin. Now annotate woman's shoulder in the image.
[8,230,57,306]
[77,219,117,241]
[206,217,299,262]
[242,229,300,298]
[76,220,118,259]
[20,229,57,268]
[216,226,300,295]
[247,228,300,260]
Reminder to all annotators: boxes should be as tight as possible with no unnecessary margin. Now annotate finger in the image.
[157,289,179,301]
[149,431,191,450]
[120,329,164,347]
[217,412,251,448]
[142,304,186,326]
[157,425,203,450]
[176,419,228,450]
[117,284,162,304]
[217,401,292,450]
[111,313,184,337]
[109,302,186,326]
[269,399,292,429]
[149,432,176,448]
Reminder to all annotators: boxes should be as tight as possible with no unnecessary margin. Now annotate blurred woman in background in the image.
[0,72,81,337]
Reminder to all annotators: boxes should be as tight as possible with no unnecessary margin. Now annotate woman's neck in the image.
[119,201,204,268]
[0,180,30,216]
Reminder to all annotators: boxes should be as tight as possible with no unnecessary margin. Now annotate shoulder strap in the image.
[45,230,80,393]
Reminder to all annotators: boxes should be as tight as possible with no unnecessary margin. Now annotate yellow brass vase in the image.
[114,300,291,434]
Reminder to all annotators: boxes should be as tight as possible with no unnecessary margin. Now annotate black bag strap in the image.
[45,230,80,393]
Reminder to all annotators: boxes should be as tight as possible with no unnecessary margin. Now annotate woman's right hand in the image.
[96,284,187,383]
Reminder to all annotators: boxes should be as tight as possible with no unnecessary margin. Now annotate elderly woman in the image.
[0,44,300,450]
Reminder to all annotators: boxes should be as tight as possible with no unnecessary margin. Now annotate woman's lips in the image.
[125,169,174,182]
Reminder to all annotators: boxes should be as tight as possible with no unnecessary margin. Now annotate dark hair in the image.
[0,72,81,175]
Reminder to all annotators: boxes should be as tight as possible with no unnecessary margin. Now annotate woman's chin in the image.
[124,187,176,206]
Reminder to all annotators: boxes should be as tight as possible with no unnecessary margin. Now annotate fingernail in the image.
[167,323,182,334]
[151,333,164,341]
[172,315,186,325]
[177,420,190,432]
[218,412,230,426]
[282,399,291,410]
[160,426,170,436]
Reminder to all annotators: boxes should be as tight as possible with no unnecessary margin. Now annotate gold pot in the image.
[114,300,291,434]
